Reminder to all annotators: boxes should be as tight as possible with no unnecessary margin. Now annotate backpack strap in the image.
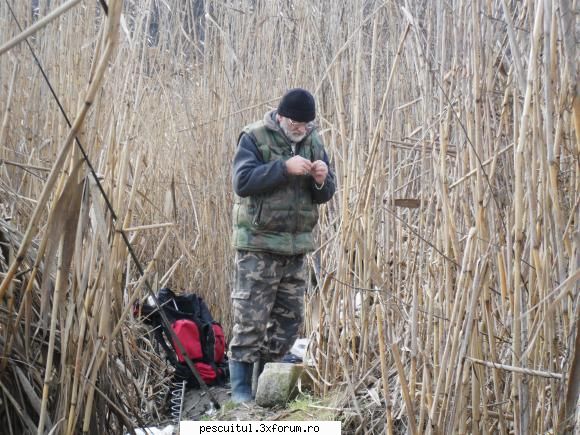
[196,298,222,379]
[205,322,227,384]
[202,322,218,364]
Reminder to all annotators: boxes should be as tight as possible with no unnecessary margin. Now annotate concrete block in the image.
[255,363,303,407]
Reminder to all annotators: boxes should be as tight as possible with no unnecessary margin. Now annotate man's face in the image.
[279,116,310,142]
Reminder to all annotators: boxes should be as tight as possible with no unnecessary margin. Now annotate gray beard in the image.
[280,123,306,143]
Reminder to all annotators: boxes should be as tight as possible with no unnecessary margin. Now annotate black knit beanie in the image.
[277,88,316,122]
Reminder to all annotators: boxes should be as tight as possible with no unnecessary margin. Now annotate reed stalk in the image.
[0,0,578,433]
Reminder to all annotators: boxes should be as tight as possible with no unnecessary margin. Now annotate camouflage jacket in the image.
[232,110,335,255]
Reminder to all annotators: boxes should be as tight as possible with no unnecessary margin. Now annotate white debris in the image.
[290,338,309,359]
[129,425,175,435]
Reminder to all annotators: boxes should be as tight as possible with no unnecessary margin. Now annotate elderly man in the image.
[228,88,336,403]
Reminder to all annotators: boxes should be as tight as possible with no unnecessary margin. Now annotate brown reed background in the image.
[0,0,578,434]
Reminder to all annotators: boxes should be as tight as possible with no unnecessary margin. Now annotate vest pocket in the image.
[251,199,289,232]
[252,199,264,227]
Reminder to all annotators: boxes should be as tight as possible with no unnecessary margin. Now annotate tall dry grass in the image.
[0,0,578,434]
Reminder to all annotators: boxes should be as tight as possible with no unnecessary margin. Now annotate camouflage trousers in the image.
[229,250,306,363]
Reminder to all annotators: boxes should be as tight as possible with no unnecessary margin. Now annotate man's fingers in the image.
[311,160,328,183]
[311,161,327,175]
[287,157,328,176]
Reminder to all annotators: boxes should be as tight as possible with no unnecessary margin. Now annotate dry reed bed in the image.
[0,0,578,434]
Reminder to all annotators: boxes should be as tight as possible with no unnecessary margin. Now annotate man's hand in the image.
[286,156,312,176]
[311,160,328,185]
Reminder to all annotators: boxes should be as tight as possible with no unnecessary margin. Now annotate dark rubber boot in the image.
[252,358,267,397]
[229,360,253,403]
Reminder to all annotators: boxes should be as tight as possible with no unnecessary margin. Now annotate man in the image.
[229,88,336,403]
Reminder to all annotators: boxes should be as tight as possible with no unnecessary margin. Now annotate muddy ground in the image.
[179,385,314,422]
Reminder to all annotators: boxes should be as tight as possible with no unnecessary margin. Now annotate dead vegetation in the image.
[0,0,578,434]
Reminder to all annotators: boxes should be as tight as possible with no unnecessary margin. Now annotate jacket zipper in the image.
[292,141,305,255]
[281,129,313,255]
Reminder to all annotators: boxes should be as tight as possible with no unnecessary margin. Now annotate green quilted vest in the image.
[233,121,325,255]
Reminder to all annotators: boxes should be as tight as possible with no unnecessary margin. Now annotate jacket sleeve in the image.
[232,133,288,197]
[310,149,336,204]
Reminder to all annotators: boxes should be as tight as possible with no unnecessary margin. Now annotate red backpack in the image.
[171,318,226,385]
[136,288,228,387]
